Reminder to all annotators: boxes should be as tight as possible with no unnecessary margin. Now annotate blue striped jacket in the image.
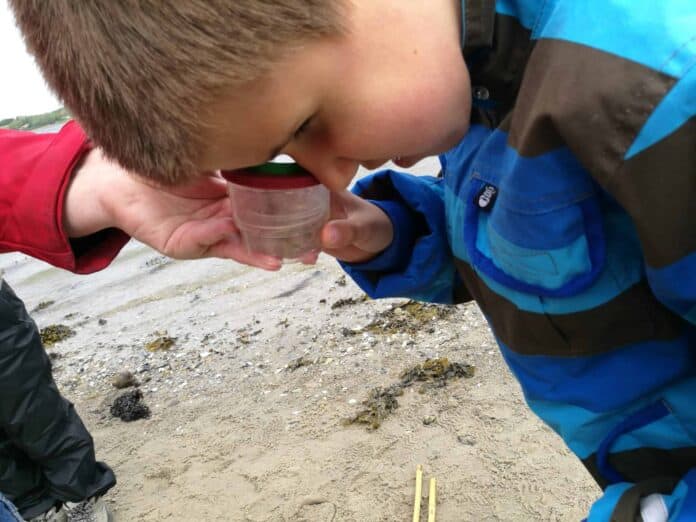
[343,1,696,520]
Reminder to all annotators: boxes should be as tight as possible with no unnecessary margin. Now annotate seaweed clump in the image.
[145,333,176,352]
[343,358,475,430]
[331,294,369,310]
[365,301,454,335]
[401,357,475,392]
[342,384,403,430]
[32,300,55,313]
[110,390,150,421]
[40,324,76,347]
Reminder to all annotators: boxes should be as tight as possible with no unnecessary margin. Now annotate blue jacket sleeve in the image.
[340,169,466,304]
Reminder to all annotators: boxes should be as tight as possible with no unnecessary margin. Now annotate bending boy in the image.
[9,1,695,520]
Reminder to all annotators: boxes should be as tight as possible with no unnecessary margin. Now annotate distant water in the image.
[33,121,68,134]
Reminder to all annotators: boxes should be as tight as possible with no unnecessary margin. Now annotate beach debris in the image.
[237,326,262,345]
[457,435,476,446]
[98,318,107,326]
[331,294,369,310]
[111,370,138,389]
[110,389,150,421]
[295,497,337,522]
[341,327,360,337]
[40,324,76,347]
[287,356,313,371]
[287,355,331,371]
[144,255,172,272]
[422,415,437,426]
[344,358,474,430]
[144,332,176,352]
[400,357,475,393]
[277,318,290,328]
[413,465,423,522]
[412,465,437,522]
[428,477,437,522]
[31,300,54,313]
[342,384,403,430]
[335,275,347,286]
[365,301,454,335]
[287,356,315,371]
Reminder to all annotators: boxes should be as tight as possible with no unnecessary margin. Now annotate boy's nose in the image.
[291,153,359,192]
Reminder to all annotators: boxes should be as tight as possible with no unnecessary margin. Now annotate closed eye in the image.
[293,116,313,139]
[266,116,315,161]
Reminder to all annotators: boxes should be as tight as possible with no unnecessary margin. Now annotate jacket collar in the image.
[461,0,496,55]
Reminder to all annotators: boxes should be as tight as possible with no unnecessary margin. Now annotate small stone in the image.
[111,371,137,389]
[457,435,476,446]
[423,415,437,426]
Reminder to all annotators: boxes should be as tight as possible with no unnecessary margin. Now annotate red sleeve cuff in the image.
[0,121,130,273]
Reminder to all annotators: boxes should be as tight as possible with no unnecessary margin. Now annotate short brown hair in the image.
[10,1,345,184]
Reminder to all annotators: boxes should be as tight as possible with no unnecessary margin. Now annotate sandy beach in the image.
[1,249,600,521]
[0,161,599,521]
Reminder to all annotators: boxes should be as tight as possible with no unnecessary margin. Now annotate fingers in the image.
[212,241,283,271]
[321,219,358,250]
[322,211,392,254]
[169,217,282,270]
[297,250,320,265]
[320,222,376,263]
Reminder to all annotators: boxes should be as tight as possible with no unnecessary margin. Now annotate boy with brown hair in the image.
[9,0,696,520]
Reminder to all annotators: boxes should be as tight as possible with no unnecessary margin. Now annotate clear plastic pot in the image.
[225,172,329,260]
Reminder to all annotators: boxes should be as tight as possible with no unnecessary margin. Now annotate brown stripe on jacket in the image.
[606,118,696,268]
[503,37,694,267]
[455,260,684,356]
[507,38,676,168]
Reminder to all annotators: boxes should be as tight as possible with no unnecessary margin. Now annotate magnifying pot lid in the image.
[221,161,320,189]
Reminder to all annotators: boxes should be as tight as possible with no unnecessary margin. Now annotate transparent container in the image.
[222,162,329,260]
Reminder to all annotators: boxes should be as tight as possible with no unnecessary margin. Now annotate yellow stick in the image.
[412,464,423,522]
[428,477,437,522]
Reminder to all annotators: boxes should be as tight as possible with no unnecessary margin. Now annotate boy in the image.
[10,0,695,520]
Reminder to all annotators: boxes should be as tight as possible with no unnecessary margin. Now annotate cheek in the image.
[325,75,472,157]
[375,90,470,151]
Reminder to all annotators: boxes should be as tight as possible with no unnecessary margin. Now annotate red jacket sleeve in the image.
[0,121,130,273]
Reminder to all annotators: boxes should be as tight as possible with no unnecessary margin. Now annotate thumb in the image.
[322,219,359,250]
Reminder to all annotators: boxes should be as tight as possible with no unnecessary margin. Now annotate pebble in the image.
[111,370,137,390]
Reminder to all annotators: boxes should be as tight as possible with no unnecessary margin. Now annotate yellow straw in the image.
[428,477,437,522]
[413,465,423,522]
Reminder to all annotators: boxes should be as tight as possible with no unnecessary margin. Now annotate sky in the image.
[0,1,61,119]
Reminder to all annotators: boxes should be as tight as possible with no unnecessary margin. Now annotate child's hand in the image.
[320,191,394,263]
[63,148,282,270]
